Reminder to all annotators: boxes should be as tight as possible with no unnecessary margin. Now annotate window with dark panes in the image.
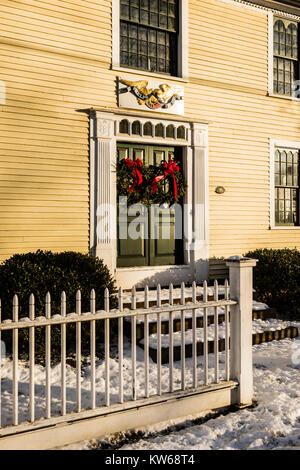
[273,18,299,96]
[274,148,299,226]
[120,0,178,75]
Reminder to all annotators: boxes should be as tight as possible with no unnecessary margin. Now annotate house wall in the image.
[0,0,300,265]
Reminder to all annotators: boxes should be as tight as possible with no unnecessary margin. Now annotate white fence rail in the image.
[0,257,256,449]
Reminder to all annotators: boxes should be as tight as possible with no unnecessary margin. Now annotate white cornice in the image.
[217,0,268,13]
[217,0,300,21]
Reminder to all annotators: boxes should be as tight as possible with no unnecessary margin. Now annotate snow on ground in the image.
[1,320,299,450]
[144,318,295,348]
[119,338,300,450]
[60,333,300,450]
[0,331,231,427]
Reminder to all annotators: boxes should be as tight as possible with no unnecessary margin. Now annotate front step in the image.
[124,304,276,342]
[122,285,295,365]
[140,325,299,364]
[122,285,227,311]
[124,309,225,342]
[123,293,223,310]
[252,307,277,320]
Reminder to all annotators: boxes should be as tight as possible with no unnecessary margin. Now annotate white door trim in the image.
[90,110,209,287]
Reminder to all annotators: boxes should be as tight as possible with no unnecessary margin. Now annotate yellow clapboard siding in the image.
[0,43,110,72]
[0,0,299,262]
[0,180,89,192]
[0,231,89,243]
[0,106,89,121]
[0,26,111,59]
[0,221,89,228]
[0,0,111,26]
[0,138,87,150]
[0,116,86,132]
[0,158,88,170]
[1,75,115,93]
[0,244,88,252]
[0,37,111,66]
[0,181,88,192]
[0,230,88,236]
[0,69,109,93]
[0,200,88,208]
[0,5,111,33]
[20,0,111,15]
[3,97,111,112]
[0,130,88,144]
[0,14,111,46]
[0,30,111,60]
[0,55,103,79]
[0,53,108,79]
[0,154,89,165]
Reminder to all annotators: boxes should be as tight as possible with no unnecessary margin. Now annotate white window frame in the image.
[270,138,300,229]
[268,11,274,96]
[112,0,188,81]
[268,11,300,101]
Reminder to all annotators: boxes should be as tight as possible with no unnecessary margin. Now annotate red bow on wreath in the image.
[125,158,143,193]
[152,158,180,200]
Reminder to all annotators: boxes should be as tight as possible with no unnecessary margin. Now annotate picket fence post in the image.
[226,256,257,406]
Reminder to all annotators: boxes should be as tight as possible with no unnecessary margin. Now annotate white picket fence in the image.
[0,257,257,449]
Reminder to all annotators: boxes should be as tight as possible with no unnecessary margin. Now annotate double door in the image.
[117,143,184,267]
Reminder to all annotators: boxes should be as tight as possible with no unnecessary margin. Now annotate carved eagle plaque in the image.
[118,77,184,115]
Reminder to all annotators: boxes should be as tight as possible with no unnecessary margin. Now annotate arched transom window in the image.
[117,118,188,141]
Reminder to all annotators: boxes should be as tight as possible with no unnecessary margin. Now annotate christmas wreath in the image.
[117,156,187,206]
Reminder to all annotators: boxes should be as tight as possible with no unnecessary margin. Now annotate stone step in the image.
[252,307,277,320]
[139,326,299,364]
[123,293,224,310]
[124,306,277,342]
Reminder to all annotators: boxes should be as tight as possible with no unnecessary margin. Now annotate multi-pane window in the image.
[273,18,299,96]
[274,148,299,225]
[120,0,178,75]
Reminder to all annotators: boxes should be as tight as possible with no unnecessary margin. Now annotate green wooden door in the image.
[117,143,184,267]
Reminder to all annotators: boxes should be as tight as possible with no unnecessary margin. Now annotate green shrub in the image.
[245,248,300,320]
[0,250,117,359]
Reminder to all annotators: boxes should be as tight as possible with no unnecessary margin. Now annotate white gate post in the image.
[226,256,257,406]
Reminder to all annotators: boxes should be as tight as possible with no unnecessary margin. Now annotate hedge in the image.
[245,248,300,320]
[0,250,117,359]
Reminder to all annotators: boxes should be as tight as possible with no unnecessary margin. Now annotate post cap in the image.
[225,255,258,267]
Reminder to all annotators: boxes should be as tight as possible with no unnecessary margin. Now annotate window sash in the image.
[273,56,297,95]
[120,0,178,33]
[120,20,177,74]
[274,148,300,226]
[120,0,178,75]
[273,18,299,96]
